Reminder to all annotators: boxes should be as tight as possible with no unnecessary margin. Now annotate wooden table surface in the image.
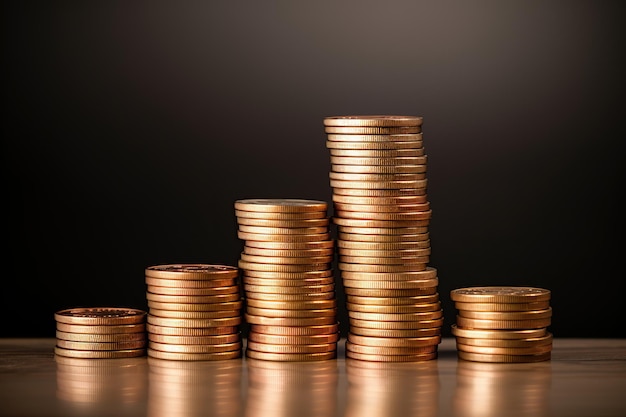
[1,337,625,417]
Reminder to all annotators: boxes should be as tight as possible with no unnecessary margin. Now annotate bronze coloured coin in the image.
[345,351,437,362]
[323,115,423,127]
[145,264,239,280]
[246,341,336,354]
[147,349,242,361]
[55,323,145,334]
[458,308,552,320]
[54,347,146,359]
[454,300,550,312]
[455,315,551,330]
[348,327,440,338]
[324,126,422,135]
[247,332,340,345]
[457,351,551,363]
[245,350,336,362]
[146,324,239,336]
[148,333,241,345]
[450,287,551,303]
[249,323,339,336]
[234,199,328,213]
[347,334,441,348]
[450,324,547,340]
[54,308,147,326]
[149,341,242,354]
[55,331,146,343]
[55,339,146,351]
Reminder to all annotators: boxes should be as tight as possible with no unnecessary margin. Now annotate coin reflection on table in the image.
[245,358,338,417]
[453,360,552,417]
[147,357,243,417]
[55,356,147,406]
[345,358,439,417]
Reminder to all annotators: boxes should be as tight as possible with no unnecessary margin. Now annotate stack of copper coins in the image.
[235,198,339,361]
[324,115,442,362]
[450,286,553,363]
[145,264,243,361]
[54,307,147,359]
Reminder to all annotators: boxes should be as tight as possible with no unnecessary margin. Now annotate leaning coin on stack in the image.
[235,198,339,361]
[54,307,147,358]
[323,115,442,362]
[145,264,243,361]
[450,286,553,363]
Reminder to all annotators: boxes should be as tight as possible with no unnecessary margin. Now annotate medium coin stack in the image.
[324,115,443,362]
[450,286,553,363]
[54,307,147,358]
[235,198,340,361]
[145,264,243,361]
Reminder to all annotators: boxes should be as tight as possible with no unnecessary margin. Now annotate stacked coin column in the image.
[235,198,340,361]
[324,115,443,362]
[450,286,553,363]
[145,264,243,361]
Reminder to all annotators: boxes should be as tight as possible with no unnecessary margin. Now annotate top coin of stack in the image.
[324,115,443,362]
[54,307,147,358]
[145,264,244,361]
[450,286,553,363]
[235,198,340,362]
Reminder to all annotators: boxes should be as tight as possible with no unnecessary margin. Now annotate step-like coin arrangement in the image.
[450,286,553,362]
[324,115,443,361]
[235,198,340,361]
[54,307,147,358]
[145,264,243,360]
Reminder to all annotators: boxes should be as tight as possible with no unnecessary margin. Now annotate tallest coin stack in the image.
[324,115,443,362]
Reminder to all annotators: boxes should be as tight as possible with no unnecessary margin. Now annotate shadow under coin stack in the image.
[54,307,147,359]
[235,198,339,361]
[450,286,553,363]
[145,264,243,361]
[324,115,443,362]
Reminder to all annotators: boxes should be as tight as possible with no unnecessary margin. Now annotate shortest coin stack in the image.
[54,307,147,359]
[145,264,243,361]
[450,286,553,363]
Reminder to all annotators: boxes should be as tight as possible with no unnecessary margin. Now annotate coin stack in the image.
[54,307,147,359]
[235,198,340,361]
[450,286,553,363]
[145,264,243,361]
[324,115,443,362]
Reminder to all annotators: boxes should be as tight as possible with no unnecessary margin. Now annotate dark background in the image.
[3,1,624,338]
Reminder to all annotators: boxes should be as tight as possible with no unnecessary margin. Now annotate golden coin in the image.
[148,333,241,345]
[331,164,427,174]
[339,255,429,265]
[147,316,242,328]
[454,300,551,312]
[246,341,336,354]
[326,140,423,150]
[146,324,238,336]
[239,253,334,265]
[54,308,147,326]
[338,231,429,242]
[330,172,426,182]
[458,308,552,320]
[455,316,551,329]
[349,317,444,330]
[456,342,552,355]
[330,157,427,168]
[145,292,240,304]
[450,324,547,339]
[338,248,431,258]
[148,309,241,319]
[54,347,146,359]
[344,287,437,297]
[55,331,146,343]
[339,264,429,274]
[334,210,432,221]
[244,314,337,326]
[145,264,239,280]
[346,302,441,314]
[346,351,437,362]
[55,323,145,334]
[450,286,551,303]
[234,199,328,213]
[334,201,430,213]
[326,133,422,142]
[245,350,336,361]
[346,293,439,305]
[329,148,425,157]
[235,209,326,220]
[337,226,429,236]
[348,333,441,348]
[238,224,328,235]
[338,240,430,250]
[149,341,241,353]
[345,341,437,356]
[243,246,334,257]
[333,194,428,205]
[146,300,243,312]
[245,306,337,318]
[334,217,429,228]
[249,323,339,336]
[238,260,330,272]
[147,349,241,361]
[243,276,334,287]
[144,276,237,288]
[455,333,553,348]
[325,126,422,134]
[342,268,437,280]
[348,310,443,322]
[247,332,340,345]
[323,115,423,127]
[243,269,332,279]
[457,350,551,363]
[243,283,334,294]
[146,285,240,296]
[237,231,331,242]
[236,217,330,227]
[243,239,334,250]
[349,327,441,338]
[245,299,337,310]
[332,187,426,197]
[55,339,147,350]
[244,291,336,301]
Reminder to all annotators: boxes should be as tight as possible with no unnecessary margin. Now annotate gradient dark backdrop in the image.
[4,1,623,338]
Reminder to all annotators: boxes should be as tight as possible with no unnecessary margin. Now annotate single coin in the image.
[341,269,437,280]
[238,225,328,235]
[346,302,441,314]
[145,264,239,280]
[450,324,547,339]
[243,246,334,257]
[246,341,336,354]
[325,126,422,134]
[338,248,431,258]
[146,324,238,336]
[348,310,443,322]
[450,287,551,303]
[339,265,429,274]
[148,309,241,319]
[237,231,331,242]
[344,287,437,297]
[236,217,330,227]
[455,316,551,330]
[245,299,337,310]
[245,306,337,318]
[244,314,337,326]
[55,339,147,351]
[243,239,334,250]
[330,156,427,166]
[235,209,326,220]
[326,140,423,150]
[349,317,444,330]
[349,327,441,338]
[334,210,432,221]
[147,300,243,312]
[54,308,147,326]
[330,172,427,183]
[334,201,430,213]
[346,351,437,362]
[457,350,551,363]
[337,226,429,236]
[345,341,437,356]
[146,285,239,296]
[346,293,439,305]
[338,232,429,242]
[331,164,427,174]
[245,349,336,361]
[234,199,328,213]
[243,269,332,279]
[338,240,430,250]
[458,308,553,320]
[247,332,340,345]
[348,334,441,348]
[147,349,241,361]
[144,276,237,288]
[332,187,426,197]
[147,316,242,328]
[323,115,423,127]
[332,194,428,205]
[454,301,551,312]
[55,323,145,334]
[249,323,339,336]
[148,333,241,345]
[149,341,242,354]
[329,148,425,157]
[239,253,334,265]
[326,133,422,142]
[243,276,334,287]
[54,347,146,359]
[333,218,429,228]
[245,291,335,301]
[339,255,429,265]
[238,260,330,272]
[55,331,146,343]
[243,283,334,294]
[455,333,553,348]
[145,292,240,304]
[456,342,552,355]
